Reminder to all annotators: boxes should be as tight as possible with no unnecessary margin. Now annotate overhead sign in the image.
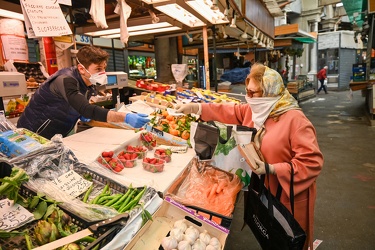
[20,0,72,38]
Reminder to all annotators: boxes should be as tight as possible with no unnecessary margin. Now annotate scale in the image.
[0,72,27,113]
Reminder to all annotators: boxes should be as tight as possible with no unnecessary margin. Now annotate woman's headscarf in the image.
[261,66,300,118]
[246,64,300,146]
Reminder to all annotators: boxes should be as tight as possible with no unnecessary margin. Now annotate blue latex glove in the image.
[125,113,150,128]
[79,116,91,122]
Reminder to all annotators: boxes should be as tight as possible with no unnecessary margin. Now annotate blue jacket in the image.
[17,67,88,139]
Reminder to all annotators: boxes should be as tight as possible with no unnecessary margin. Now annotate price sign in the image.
[0,199,34,232]
[20,0,72,37]
[51,170,92,198]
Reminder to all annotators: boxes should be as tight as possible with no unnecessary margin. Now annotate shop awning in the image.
[341,0,368,28]
[274,23,316,44]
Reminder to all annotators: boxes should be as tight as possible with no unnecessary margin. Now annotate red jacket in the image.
[317,68,327,80]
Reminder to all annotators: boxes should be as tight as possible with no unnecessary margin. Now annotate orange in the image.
[181,130,190,140]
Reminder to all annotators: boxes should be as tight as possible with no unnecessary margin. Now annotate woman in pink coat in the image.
[176,63,323,250]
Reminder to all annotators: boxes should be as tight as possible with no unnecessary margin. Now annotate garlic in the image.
[170,227,184,242]
[208,237,221,249]
[205,245,219,250]
[173,219,188,232]
[178,240,192,250]
[192,239,206,250]
[184,226,199,244]
[199,230,211,245]
[161,236,178,250]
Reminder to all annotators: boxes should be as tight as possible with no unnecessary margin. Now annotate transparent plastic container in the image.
[96,150,125,174]
[117,151,138,168]
[123,145,148,159]
[154,148,172,163]
[142,158,165,173]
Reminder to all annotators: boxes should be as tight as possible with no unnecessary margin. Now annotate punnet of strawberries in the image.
[142,157,165,173]
[117,151,138,168]
[140,132,156,150]
[97,151,125,173]
[124,145,148,159]
[154,148,172,163]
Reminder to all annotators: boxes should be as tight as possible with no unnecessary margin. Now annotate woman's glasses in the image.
[245,89,262,97]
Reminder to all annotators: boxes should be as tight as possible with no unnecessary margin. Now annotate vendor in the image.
[17,46,150,139]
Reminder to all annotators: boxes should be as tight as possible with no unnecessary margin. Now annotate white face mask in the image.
[84,69,107,86]
[246,96,281,130]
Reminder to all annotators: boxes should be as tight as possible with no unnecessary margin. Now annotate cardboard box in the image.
[145,124,188,146]
[125,197,229,250]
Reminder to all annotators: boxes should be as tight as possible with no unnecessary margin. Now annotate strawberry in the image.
[124,160,135,168]
[103,157,111,163]
[113,166,122,172]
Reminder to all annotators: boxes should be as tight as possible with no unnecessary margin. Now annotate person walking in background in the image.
[317,66,328,94]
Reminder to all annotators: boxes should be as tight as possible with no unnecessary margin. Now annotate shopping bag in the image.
[323,79,328,86]
[190,121,256,187]
[244,164,306,250]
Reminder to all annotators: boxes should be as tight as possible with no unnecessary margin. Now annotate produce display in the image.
[149,109,196,141]
[0,168,97,249]
[154,148,172,163]
[177,88,241,104]
[161,219,222,250]
[97,150,125,173]
[142,157,165,173]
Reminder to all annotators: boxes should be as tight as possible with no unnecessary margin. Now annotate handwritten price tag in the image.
[51,170,92,198]
[0,199,34,232]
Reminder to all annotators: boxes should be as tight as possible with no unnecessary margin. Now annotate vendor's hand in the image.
[125,113,150,128]
[253,158,275,175]
[175,103,200,114]
[79,116,91,123]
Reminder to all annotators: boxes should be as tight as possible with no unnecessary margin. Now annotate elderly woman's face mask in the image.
[245,78,263,103]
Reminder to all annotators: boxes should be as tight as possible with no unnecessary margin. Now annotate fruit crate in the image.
[0,184,127,250]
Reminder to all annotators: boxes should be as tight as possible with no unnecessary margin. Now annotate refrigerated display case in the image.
[182,54,199,88]
[128,54,156,79]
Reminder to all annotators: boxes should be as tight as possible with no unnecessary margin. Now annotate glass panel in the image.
[128,55,156,79]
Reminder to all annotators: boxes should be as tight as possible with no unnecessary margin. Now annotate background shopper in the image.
[317,66,328,94]
[176,63,323,250]
[17,46,149,139]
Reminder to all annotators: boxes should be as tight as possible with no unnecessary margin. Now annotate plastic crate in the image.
[0,185,127,250]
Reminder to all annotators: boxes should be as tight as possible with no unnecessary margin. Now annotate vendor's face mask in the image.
[77,58,108,86]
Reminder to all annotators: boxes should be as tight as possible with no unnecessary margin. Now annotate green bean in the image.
[83,184,94,203]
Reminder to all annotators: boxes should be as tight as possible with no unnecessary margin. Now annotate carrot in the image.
[216,180,228,194]
[208,183,218,200]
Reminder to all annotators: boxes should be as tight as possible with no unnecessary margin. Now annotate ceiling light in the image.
[0,9,24,21]
[258,34,265,47]
[241,26,248,39]
[222,25,228,38]
[186,0,228,24]
[101,26,181,38]
[251,28,258,44]
[148,9,160,24]
[230,14,237,28]
[185,33,193,42]
[85,22,173,36]
[155,3,205,27]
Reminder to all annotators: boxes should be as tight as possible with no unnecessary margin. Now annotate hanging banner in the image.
[20,0,72,37]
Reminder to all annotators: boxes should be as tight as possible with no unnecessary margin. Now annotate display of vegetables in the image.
[161,219,222,250]
[149,109,196,141]
[0,167,29,203]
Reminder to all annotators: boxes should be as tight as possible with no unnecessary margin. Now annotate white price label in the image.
[51,170,92,198]
[0,199,34,232]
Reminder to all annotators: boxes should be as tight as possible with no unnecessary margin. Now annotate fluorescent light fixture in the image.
[336,2,343,7]
[0,9,24,21]
[142,0,169,3]
[186,0,228,24]
[85,22,173,36]
[101,26,181,38]
[155,3,205,27]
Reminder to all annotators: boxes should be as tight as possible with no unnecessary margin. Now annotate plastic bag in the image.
[167,157,243,217]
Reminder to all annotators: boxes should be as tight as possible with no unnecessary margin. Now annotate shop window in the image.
[318,49,339,74]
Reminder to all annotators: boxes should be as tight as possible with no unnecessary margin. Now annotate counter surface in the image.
[62,127,195,194]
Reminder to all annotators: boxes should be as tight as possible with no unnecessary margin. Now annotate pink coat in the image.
[201,103,323,250]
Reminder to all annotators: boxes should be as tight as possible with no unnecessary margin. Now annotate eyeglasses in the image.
[245,88,262,97]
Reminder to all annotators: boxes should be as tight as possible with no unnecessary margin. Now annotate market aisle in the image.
[224,90,375,250]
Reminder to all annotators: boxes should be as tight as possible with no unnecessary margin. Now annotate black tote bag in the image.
[244,163,306,250]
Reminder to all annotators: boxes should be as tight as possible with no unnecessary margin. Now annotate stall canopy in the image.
[274,23,316,44]
[341,0,368,28]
